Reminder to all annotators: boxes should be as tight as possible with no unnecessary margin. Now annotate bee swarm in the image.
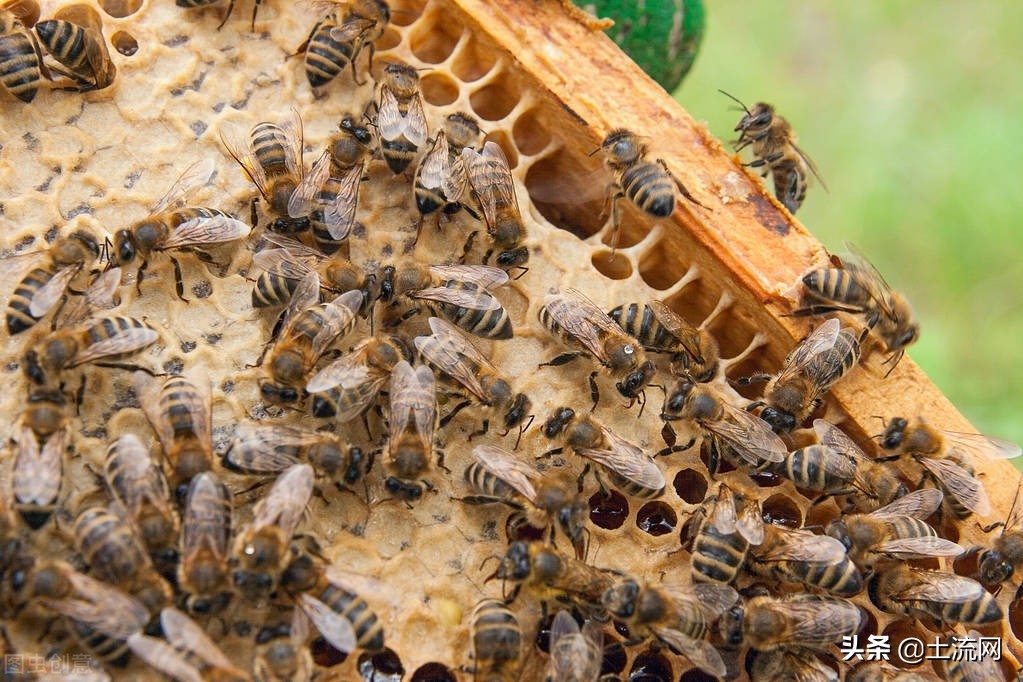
[1,0,1021,680]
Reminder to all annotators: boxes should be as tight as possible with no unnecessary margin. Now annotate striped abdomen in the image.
[436,281,512,340]
[305,16,355,88]
[691,520,748,585]
[34,20,90,74]
[6,265,61,334]
[252,265,299,308]
[0,29,42,102]
[771,444,857,495]
[471,599,521,680]
[314,579,384,651]
[607,302,677,352]
[801,267,872,309]
[773,556,863,597]
[463,462,517,500]
[620,161,675,217]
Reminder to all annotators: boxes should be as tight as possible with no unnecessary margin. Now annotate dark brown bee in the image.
[795,244,919,371]
[128,607,248,682]
[538,288,655,403]
[0,9,45,102]
[939,631,1004,682]
[721,90,826,214]
[414,112,482,220]
[471,598,522,682]
[868,564,1002,626]
[383,360,438,501]
[461,141,530,268]
[298,0,389,88]
[689,483,764,586]
[253,607,313,682]
[11,423,66,529]
[18,351,67,441]
[34,5,115,91]
[465,444,589,557]
[747,524,863,597]
[720,593,861,651]
[492,540,614,618]
[232,463,314,600]
[306,335,406,420]
[607,300,720,382]
[108,158,251,298]
[31,315,160,379]
[976,476,1023,588]
[414,316,531,433]
[542,407,665,499]
[225,421,367,488]
[598,128,707,250]
[178,472,233,616]
[251,233,372,310]
[545,610,602,682]
[376,60,428,174]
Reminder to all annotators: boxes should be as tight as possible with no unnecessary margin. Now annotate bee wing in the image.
[897,569,988,604]
[875,536,964,560]
[415,317,499,400]
[128,633,204,682]
[427,264,509,290]
[840,243,897,318]
[226,422,322,472]
[159,214,251,250]
[261,231,326,258]
[308,289,362,360]
[690,583,740,619]
[416,133,450,190]
[941,430,1022,461]
[736,496,765,545]
[402,95,428,148]
[329,15,377,43]
[47,571,149,640]
[653,627,726,678]
[82,267,122,310]
[152,158,216,214]
[462,142,519,227]
[812,419,867,460]
[708,404,787,464]
[280,107,305,183]
[442,155,470,204]
[160,607,241,672]
[576,426,665,493]
[14,425,64,506]
[780,598,861,644]
[540,290,621,364]
[288,150,331,218]
[306,341,375,392]
[708,484,737,535]
[250,464,314,538]
[70,318,158,367]
[1003,476,1023,534]
[296,592,357,654]
[756,527,846,564]
[550,609,581,643]
[648,300,704,361]
[792,142,828,192]
[279,270,322,336]
[389,361,436,441]
[105,433,173,524]
[183,472,230,564]
[322,165,362,240]
[775,318,840,383]
[918,457,991,516]
[412,285,502,311]
[137,373,211,459]
[27,264,80,318]
[220,121,271,198]
[867,487,944,521]
[471,444,540,502]
[252,247,315,281]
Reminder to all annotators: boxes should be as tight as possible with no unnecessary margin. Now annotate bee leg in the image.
[170,256,189,302]
[249,0,262,31]
[469,420,490,441]
[439,399,472,429]
[460,231,479,264]
[588,371,600,411]
[538,352,584,369]
[658,158,709,210]
[435,449,450,474]
[74,376,87,416]
[979,520,1006,533]
[733,374,771,387]
[539,447,564,459]
[606,187,624,257]
[216,0,237,31]
[656,442,695,458]
[707,438,721,479]
[786,303,864,318]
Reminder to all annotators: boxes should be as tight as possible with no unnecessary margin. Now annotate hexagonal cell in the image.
[388,0,424,26]
[673,468,707,505]
[4,0,39,27]
[678,668,719,682]
[97,0,141,17]
[484,130,518,169]
[637,243,691,291]
[450,35,498,82]
[635,500,677,537]
[420,71,459,106]
[601,639,628,676]
[358,649,404,680]
[525,147,605,240]
[952,546,982,578]
[376,26,402,51]
[407,8,461,63]
[591,250,632,281]
[470,80,521,122]
[881,619,930,669]
[589,490,629,530]
[629,648,674,681]
[111,30,138,57]
[409,662,457,682]
[310,636,348,667]
[761,493,802,528]
[856,606,879,639]
[512,108,552,157]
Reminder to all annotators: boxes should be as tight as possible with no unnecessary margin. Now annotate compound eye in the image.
[118,239,135,264]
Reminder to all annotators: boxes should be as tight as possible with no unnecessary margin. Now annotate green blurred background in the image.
[671,2,1023,445]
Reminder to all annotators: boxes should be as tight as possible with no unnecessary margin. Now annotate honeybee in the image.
[744,318,868,432]
[607,301,720,382]
[128,607,247,682]
[539,288,656,403]
[102,433,180,578]
[18,356,67,442]
[298,0,389,88]
[0,9,44,102]
[601,579,736,677]
[137,372,212,499]
[879,415,1020,517]
[471,598,522,682]
[5,228,100,334]
[719,593,862,651]
[108,157,251,298]
[868,564,1002,626]
[225,421,368,488]
[232,463,314,600]
[545,610,602,682]
[688,483,764,586]
[31,315,159,379]
[73,505,173,613]
[34,5,115,91]
[305,335,407,419]
[750,649,839,682]
[598,129,707,250]
[491,540,614,617]
[383,360,438,500]
[461,141,530,268]
[376,60,428,174]
[465,444,589,557]
[976,476,1023,588]
[826,488,963,571]
[254,608,313,682]
[796,245,919,371]
[380,261,513,339]
[542,407,665,499]
[414,316,532,432]
[414,112,482,222]
[938,631,1003,682]
[661,378,786,472]
[251,233,372,310]
[178,472,233,616]
[11,423,66,529]
[747,524,863,597]
[720,91,826,214]
[259,276,363,405]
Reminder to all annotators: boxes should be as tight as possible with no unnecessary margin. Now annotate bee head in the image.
[616,360,655,399]
[759,406,795,433]
[495,246,529,269]
[881,417,908,450]
[384,476,423,501]
[542,407,575,439]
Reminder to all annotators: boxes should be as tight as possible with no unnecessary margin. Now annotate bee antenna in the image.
[587,145,602,158]
[717,89,752,115]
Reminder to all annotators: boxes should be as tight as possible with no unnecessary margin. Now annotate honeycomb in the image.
[1,0,1021,680]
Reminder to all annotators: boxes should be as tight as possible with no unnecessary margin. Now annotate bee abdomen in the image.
[607,303,675,351]
[692,524,747,585]
[439,304,512,341]
[318,582,385,651]
[251,122,290,175]
[621,162,675,217]
[464,462,516,499]
[252,271,298,308]
[0,31,41,103]
[306,19,355,88]
[381,139,418,174]
[785,557,863,597]
[35,20,88,72]
[6,267,55,333]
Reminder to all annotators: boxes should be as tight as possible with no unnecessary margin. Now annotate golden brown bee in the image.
[976,476,1023,588]
[689,483,764,586]
[414,316,532,432]
[598,128,707,250]
[879,415,1020,517]
[128,607,248,682]
[796,245,919,371]
[461,140,530,268]
[225,421,368,488]
[465,444,589,557]
[492,540,614,618]
[73,505,173,613]
[34,5,115,91]
[254,608,314,682]
[601,579,735,677]
[720,91,826,214]
[5,228,100,334]
[471,598,522,682]
[108,158,251,298]
[178,472,233,616]
[137,372,213,499]
[31,315,160,379]
[539,288,656,404]
[0,9,44,103]
[868,564,1002,626]
[747,524,863,597]
[381,261,513,339]
[414,112,482,221]
[376,60,428,174]
[661,378,786,472]
[720,593,862,651]
[18,351,67,441]
[607,300,720,382]
[826,488,963,571]
[259,277,363,405]
[297,0,389,88]
[383,360,438,500]
[103,433,180,578]
[542,407,665,499]
[251,233,373,310]
[545,610,602,682]
[306,335,407,420]
[750,649,840,682]
[232,463,314,600]
[11,423,66,529]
